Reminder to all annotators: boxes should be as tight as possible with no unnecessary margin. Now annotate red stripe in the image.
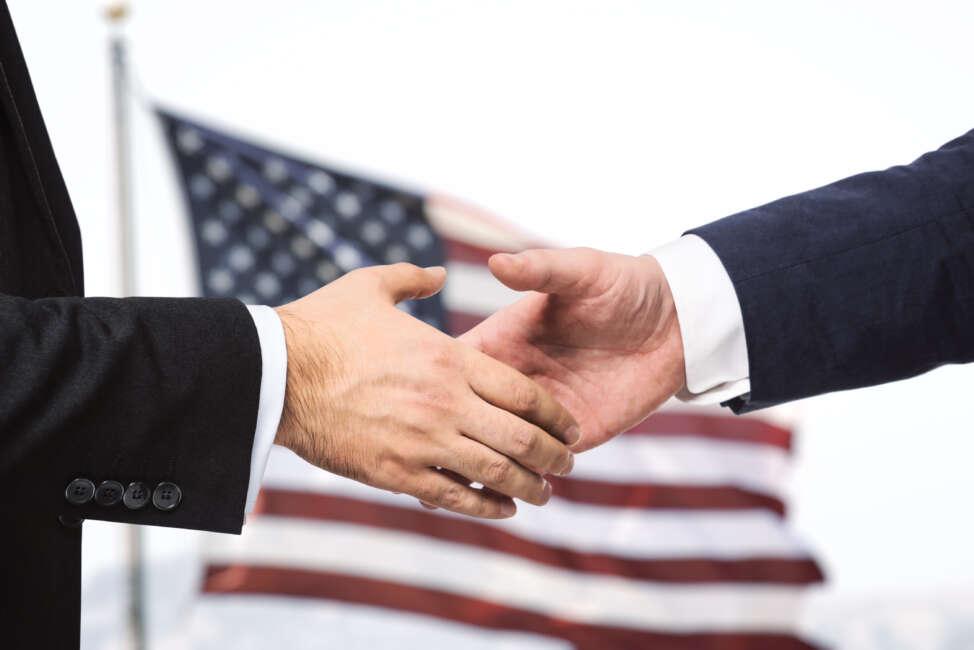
[547,476,786,516]
[443,237,504,266]
[202,565,821,650]
[427,193,547,249]
[626,413,792,451]
[254,490,820,584]
[446,309,485,336]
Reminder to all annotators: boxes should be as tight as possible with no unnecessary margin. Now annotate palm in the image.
[460,249,685,452]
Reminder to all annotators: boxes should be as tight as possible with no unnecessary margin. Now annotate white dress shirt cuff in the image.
[244,305,287,513]
[650,234,751,403]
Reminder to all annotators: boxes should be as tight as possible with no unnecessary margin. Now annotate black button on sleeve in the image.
[65,478,95,505]
[58,514,84,528]
[152,482,182,511]
[123,482,150,510]
[94,480,124,506]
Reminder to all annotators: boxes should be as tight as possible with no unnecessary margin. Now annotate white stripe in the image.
[443,261,521,315]
[206,519,807,632]
[573,435,790,498]
[188,596,571,650]
[257,448,810,558]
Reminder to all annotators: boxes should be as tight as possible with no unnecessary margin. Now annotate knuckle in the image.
[511,383,540,414]
[484,458,513,486]
[428,342,458,371]
[510,428,539,457]
[438,482,466,509]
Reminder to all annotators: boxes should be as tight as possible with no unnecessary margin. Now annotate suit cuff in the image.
[650,234,751,403]
[244,305,287,513]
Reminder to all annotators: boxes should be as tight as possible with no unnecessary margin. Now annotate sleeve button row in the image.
[64,478,181,512]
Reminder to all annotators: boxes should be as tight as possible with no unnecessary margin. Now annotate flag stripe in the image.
[443,236,504,267]
[201,518,812,631]
[571,436,790,497]
[260,448,810,558]
[443,261,524,314]
[447,308,486,336]
[548,476,785,516]
[629,413,791,450]
[251,490,823,584]
[202,566,820,650]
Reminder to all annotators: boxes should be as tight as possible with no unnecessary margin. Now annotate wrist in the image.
[272,306,315,455]
[638,254,687,396]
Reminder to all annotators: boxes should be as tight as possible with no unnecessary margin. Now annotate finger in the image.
[488,248,597,295]
[418,468,473,510]
[461,401,574,476]
[370,263,447,303]
[438,439,553,507]
[411,469,517,519]
[464,348,581,446]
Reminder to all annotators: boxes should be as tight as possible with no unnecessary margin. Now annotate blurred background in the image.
[12,1,974,648]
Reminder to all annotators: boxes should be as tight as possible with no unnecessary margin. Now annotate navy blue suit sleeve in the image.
[688,130,974,413]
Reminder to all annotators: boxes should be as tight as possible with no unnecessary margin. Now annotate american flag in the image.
[158,109,825,650]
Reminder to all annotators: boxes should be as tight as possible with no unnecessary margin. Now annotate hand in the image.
[272,263,579,519]
[460,248,685,452]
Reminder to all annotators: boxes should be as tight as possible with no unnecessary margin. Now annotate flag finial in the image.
[103,2,129,23]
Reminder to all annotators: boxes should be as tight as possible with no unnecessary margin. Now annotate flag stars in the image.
[385,244,409,264]
[334,243,362,270]
[206,156,232,182]
[290,235,315,259]
[263,159,288,183]
[255,272,281,299]
[334,192,361,219]
[201,219,227,245]
[308,170,335,195]
[227,245,255,272]
[207,268,234,294]
[280,196,303,220]
[190,174,214,199]
[176,127,203,154]
[263,210,288,234]
[316,261,340,284]
[361,220,386,246]
[407,224,433,249]
[291,186,314,209]
[236,184,260,208]
[380,200,406,224]
[218,200,242,223]
[307,220,334,247]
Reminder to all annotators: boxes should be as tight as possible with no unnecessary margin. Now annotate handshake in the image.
[273,247,685,519]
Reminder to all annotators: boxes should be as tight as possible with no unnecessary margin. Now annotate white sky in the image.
[10,0,974,645]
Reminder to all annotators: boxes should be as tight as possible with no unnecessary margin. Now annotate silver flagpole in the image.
[105,3,146,650]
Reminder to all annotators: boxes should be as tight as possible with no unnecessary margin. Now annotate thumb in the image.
[489,248,594,295]
[373,263,447,304]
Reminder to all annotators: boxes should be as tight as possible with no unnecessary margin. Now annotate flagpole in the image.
[105,3,146,650]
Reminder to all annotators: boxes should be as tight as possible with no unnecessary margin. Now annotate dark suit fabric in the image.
[0,3,262,648]
[690,130,974,413]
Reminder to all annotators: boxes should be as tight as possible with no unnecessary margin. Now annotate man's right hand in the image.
[272,263,579,519]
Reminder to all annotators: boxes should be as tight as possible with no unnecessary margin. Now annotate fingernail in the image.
[541,479,553,504]
[560,454,574,476]
[565,425,581,445]
[500,501,517,517]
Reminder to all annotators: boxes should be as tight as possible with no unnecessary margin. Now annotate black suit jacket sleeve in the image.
[0,294,262,534]
[688,129,974,413]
